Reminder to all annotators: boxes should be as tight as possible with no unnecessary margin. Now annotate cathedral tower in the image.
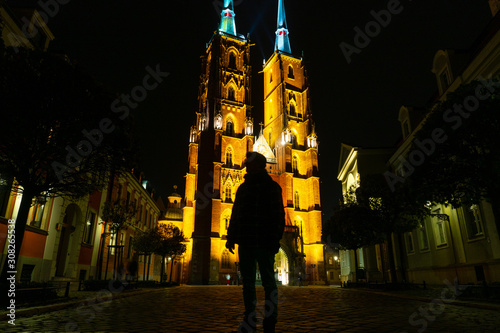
[258,0,324,284]
[183,0,253,284]
[182,0,324,285]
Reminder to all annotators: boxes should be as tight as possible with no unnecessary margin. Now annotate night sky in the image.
[13,0,493,217]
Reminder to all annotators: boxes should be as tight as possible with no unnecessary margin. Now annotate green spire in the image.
[275,0,291,54]
[219,0,237,36]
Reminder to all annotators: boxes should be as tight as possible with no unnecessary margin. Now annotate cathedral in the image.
[181,0,324,285]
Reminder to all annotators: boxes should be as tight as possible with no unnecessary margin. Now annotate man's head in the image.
[245,152,267,174]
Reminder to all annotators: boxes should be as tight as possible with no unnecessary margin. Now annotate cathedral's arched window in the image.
[221,210,232,230]
[222,249,231,269]
[199,116,207,131]
[292,155,298,173]
[289,103,296,117]
[294,191,300,210]
[291,133,297,148]
[226,147,233,167]
[226,119,234,136]
[229,53,237,69]
[228,86,235,101]
[288,66,294,79]
[225,184,232,202]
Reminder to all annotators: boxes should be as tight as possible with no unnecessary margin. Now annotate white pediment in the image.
[253,132,276,163]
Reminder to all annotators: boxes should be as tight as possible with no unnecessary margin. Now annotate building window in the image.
[222,249,231,269]
[228,53,236,69]
[223,214,230,230]
[294,191,300,210]
[226,120,234,136]
[406,232,415,254]
[288,66,294,79]
[419,223,429,251]
[433,211,447,247]
[225,184,232,203]
[127,236,134,259]
[226,147,233,167]
[228,87,235,101]
[109,233,117,256]
[29,197,46,228]
[83,211,96,245]
[465,204,484,239]
[292,155,298,172]
[289,103,296,117]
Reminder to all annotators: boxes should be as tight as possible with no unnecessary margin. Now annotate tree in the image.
[411,79,500,234]
[323,199,383,282]
[99,198,137,279]
[155,224,187,283]
[132,229,161,281]
[356,174,429,282]
[0,47,133,284]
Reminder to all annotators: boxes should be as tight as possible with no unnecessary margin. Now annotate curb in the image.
[342,287,500,311]
[2,287,165,319]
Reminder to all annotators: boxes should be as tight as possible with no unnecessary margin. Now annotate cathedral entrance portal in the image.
[274,248,289,285]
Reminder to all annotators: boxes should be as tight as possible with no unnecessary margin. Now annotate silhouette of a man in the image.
[226,152,285,333]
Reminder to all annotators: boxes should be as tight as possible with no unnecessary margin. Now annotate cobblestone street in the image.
[2,285,500,333]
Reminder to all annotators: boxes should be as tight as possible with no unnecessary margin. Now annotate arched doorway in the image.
[55,204,82,277]
[274,248,289,285]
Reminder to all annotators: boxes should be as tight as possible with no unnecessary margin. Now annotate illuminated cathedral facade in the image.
[181,0,324,285]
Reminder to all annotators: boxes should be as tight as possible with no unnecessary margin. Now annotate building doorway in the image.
[274,248,289,285]
[55,204,81,277]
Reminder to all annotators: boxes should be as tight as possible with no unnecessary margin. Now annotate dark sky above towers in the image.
[14,0,493,217]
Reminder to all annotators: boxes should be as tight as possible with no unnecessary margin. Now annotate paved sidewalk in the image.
[3,285,500,332]
[1,281,162,319]
[3,282,500,320]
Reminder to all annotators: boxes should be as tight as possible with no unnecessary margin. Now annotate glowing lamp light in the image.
[279,30,286,36]
[225,12,232,17]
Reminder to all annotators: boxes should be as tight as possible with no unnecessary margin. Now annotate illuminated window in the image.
[225,184,232,202]
[465,204,484,239]
[288,66,294,79]
[83,211,96,245]
[292,155,298,173]
[29,195,47,228]
[226,120,234,136]
[214,113,223,130]
[228,87,235,101]
[294,191,300,210]
[226,147,233,167]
